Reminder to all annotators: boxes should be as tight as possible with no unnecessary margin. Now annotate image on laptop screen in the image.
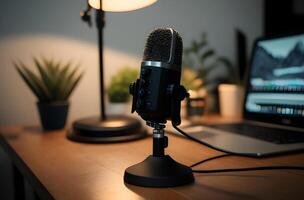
[245,34,304,117]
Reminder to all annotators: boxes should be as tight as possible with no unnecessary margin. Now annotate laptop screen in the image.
[245,34,304,121]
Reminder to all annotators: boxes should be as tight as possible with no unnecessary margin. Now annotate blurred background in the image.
[0,0,263,125]
[1,0,304,199]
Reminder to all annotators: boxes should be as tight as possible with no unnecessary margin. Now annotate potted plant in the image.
[107,67,138,115]
[15,57,84,130]
[183,33,240,114]
[181,67,206,119]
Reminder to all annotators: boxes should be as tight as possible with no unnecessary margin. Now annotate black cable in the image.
[173,124,304,173]
[172,123,256,157]
[190,154,231,168]
[192,166,304,173]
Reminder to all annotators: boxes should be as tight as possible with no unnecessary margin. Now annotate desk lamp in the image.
[67,0,157,143]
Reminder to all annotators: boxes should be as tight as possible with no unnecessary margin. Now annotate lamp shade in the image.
[88,0,157,12]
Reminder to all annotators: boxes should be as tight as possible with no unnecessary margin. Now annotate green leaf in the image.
[56,64,79,100]
[42,57,60,79]
[53,61,61,76]
[200,49,215,62]
[19,63,50,100]
[198,33,207,48]
[53,62,71,99]
[14,63,45,100]
[217,57,239,83]
[42,57,55,75]
[34,57,54,95]
[62,72,84,100]
[191,41,200,53]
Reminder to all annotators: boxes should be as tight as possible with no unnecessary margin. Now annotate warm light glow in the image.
[88,0,157,12]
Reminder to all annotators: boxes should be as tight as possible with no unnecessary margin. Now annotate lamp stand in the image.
[97,9,106,120]
[67,7,146,143]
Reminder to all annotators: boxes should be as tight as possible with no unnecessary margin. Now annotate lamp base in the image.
[67,115,147,143]
[124,155,194,187]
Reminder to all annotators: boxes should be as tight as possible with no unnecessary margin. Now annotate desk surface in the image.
[1,116,304,200]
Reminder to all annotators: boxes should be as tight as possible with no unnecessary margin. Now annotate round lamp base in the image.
[124,155,194,187]
[67,115,147,143]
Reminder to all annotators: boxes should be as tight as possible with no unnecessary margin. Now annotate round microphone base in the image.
[124,155,194,187]
[67,115,147,143]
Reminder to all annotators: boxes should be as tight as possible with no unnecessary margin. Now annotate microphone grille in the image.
[143,28,183,66]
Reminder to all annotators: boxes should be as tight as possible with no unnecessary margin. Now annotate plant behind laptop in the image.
[183,33,242,114]
[184,33,243,116]
[183,33,240,92]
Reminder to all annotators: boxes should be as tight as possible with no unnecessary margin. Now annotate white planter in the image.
[106,102,131,115]
[218,84,244,118]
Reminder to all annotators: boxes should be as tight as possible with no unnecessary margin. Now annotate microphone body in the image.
[129,28,188,126]
[137,61,181,123]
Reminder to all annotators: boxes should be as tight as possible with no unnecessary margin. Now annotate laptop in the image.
[181,33,304,157]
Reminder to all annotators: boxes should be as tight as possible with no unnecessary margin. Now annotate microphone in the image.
[124,28,194,187]
[129,28,188,127]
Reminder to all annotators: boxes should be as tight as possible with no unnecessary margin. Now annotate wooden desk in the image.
[1,118,304,200]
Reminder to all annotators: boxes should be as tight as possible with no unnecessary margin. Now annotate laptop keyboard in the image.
[208,123,304,144]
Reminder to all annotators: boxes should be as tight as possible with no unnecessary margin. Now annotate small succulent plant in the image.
[15,57,84,102]
[181,67,203,92]
[107,67,138,103]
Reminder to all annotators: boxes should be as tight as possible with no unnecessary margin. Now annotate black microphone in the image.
[129,28,188,126]
[125,28,194,187]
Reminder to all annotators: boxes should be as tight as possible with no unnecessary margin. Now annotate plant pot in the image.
[218,84,244,118]
[37,102,69,130]
[202,93,218,114]
[106,102,131,116]
[186,97,206,118]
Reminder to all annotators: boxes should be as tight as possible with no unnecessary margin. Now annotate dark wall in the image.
[264,0,304,36]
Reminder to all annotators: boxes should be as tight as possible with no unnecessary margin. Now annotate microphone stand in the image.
[124,121,194,187]
[124,89,194,187]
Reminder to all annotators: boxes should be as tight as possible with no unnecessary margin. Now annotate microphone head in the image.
[143,28,183,66]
